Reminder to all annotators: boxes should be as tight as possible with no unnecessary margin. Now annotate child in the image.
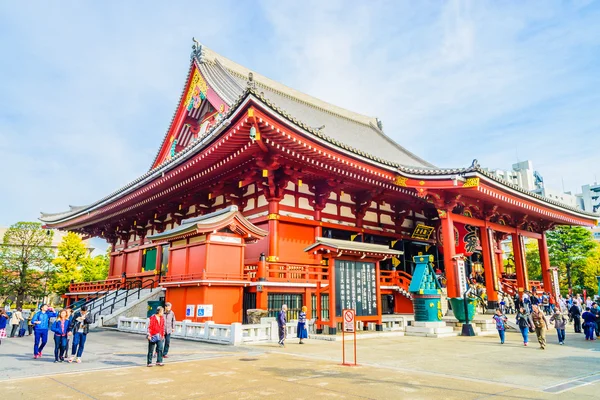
[493,308,508,344]
[549,308,567,345]
[0,310,9,345]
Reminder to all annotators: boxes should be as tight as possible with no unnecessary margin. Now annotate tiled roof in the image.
[39,42,600,224]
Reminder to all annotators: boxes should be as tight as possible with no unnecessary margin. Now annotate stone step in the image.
[405,331,460,338]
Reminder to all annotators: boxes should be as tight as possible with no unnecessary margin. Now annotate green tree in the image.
[547,226,596,291]
[0,222,54,308]
[51,232,87,294]
[81,253,109,282]
[524,240,541,281]
[569,244,600,296]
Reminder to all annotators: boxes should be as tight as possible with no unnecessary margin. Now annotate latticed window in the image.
[267,293,303,321]
[311,294,330,321]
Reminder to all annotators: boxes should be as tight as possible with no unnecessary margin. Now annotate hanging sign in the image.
[412,224,434,240]
[197,304,213,317]
[185,305,195,318]
[454,256,468,295]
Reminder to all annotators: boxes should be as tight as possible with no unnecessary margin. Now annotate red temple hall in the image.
[41,41,598,332]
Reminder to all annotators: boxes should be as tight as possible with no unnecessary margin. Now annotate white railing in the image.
[119,317,321,345]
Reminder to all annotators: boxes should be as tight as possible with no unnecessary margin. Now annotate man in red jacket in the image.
[147,306,165,367]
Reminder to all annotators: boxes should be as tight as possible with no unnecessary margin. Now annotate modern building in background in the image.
[485,161,598,212]
[579,183,600,214]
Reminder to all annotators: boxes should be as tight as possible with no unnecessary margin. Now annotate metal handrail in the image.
[92,278,156,323]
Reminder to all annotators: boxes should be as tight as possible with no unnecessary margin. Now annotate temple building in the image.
[41,41,598,332]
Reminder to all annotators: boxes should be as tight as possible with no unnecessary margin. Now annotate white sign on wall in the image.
[185,305,195,318]
[197,304,213,317]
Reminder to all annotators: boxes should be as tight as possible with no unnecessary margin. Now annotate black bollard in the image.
[461,292,475,336]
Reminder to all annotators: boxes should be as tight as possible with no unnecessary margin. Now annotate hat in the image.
[39,304,47,310]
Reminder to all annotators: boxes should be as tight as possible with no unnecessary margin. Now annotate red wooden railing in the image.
[500,277,544,296]
[67,278,122,293]
[379,270,412,292]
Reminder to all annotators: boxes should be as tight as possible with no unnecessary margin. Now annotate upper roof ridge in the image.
[198,45,379,128]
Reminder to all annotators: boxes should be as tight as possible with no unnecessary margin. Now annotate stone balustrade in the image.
[118,317,302,345]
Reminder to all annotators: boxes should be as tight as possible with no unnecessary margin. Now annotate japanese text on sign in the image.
[335,260,377,317]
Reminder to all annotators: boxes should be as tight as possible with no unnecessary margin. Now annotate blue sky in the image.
[1,1,599,245]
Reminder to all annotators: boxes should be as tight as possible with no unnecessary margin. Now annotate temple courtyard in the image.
[1,328,599,399]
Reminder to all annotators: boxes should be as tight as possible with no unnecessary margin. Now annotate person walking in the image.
[592,302,600,338]
[51,310,71,363]
[31,304,57,359]
[277,304,288,347]
[569,302,582,333]
[297,306,308,344]
[147,306,165,367]
[582,307,597,341]
[68,306,92,363]
[549,308,567,345]
[516,306,533,347]
[492,308,508,344]
[531,304,549,349]
[9,308,24,338]
[0,310,9,345]
[163,302,176,358]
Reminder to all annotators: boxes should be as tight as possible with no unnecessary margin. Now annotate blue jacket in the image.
[32,310,57,331]
[0,315,8,330]
[51,319,71,336]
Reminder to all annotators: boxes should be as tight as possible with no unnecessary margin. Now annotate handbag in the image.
[150,333,162,343]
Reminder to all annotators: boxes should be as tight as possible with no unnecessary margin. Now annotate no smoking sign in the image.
[343,309,355,332]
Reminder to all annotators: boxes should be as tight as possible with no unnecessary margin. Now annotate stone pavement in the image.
[1,327,599,399]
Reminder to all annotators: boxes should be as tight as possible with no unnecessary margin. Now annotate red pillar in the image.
[496,238,505,275]
[512,234,529,295]
[538,233,552,294]
[314,210,323,265]
[440,210,458,298]
[328,257,337,334]
[267,200,280,262]
[480,227,498,307]
[375,260,383,328]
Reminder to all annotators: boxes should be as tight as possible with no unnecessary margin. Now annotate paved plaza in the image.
[1,327,599,399]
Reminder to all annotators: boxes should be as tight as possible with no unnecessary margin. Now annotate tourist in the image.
[569,302,582,333]
[549,307,567,345]
[530,293,539,312]
[297,306,308,344]
[542,293,550,315]
[592,303,600,338]
[68,305,92,363]
[147,306,165,367]
[492,309,508,344]
[9,307,24,338]
[31,304,57,359]
[27,310,34,336]
[531,304,549,350]
[582,307,596,341]
[0,310,8,345]
[65,307,73,356]
[277,304,288,347]
[51,309,71,363]
[516,306,533,346]
[163,302,176,358]
[522,292,531,312]
[549,295,556,314]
